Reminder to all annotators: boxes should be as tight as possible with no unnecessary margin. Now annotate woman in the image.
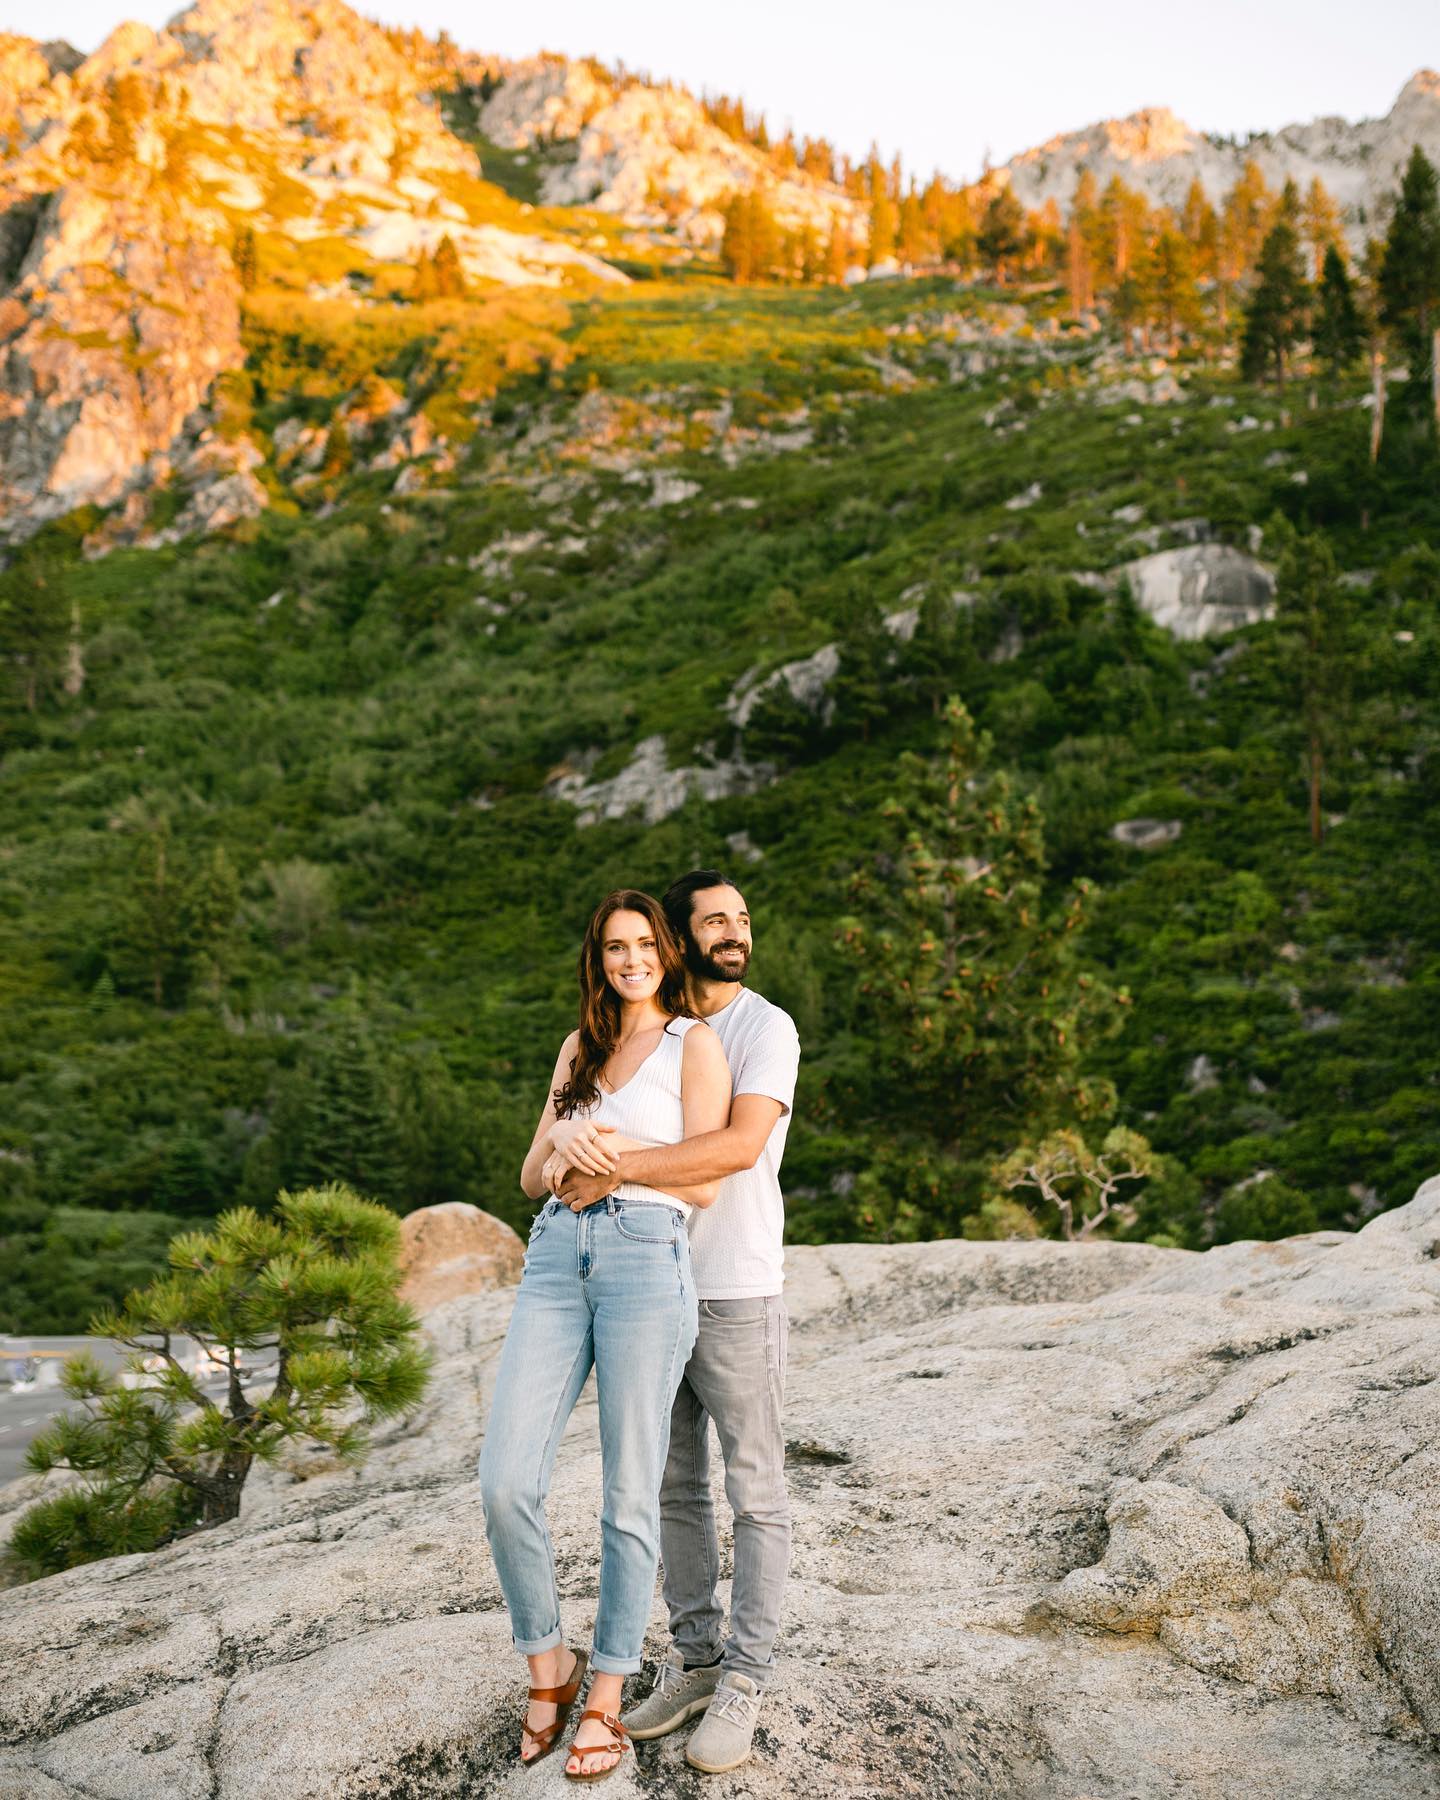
[479,888,732,1782]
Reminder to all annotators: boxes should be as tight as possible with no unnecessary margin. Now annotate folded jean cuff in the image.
[513,1625,564,1656]
[589,1648,643,1676]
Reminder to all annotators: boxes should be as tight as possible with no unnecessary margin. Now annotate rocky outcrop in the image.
[1002,69,1440,251]
[0,0,619,540]
[2,1178,1438,1797]
[1110,542,1276,639]
[727,643,841,730]
[549,734,772,827]
[396,1203,524,1312]
[0,183,244,544]
[480,66,864,248]
[475,54,613,150]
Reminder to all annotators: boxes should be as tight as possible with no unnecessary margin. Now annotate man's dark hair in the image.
[662,868,738,944]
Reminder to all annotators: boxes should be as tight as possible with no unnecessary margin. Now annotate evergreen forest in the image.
[3,129,1440,1333]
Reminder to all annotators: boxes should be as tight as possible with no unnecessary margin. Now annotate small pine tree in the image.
[1377,146,1440,417]
[124,823,186,1008]
[0,545,69,713]
[1301,176,1345,281]
[1312,244,1364,379]
[975,187,1026,283]
[232,225,258,290]
[868,191,897,267]
[1179,176,1219,280]
[1268,519,1355,843]
[1149,227,1203,350]
[288,988,408,1207]
[183,846,242,998]
[834,697,1128,1239]
[412,247,439,302]
[745,189,781,281]
[992,1126,1160,1242]
[720,192,751,281]
[9,1184,431,1574]
[1241,214,1309,395]
[898,189,928,265]
[431,233,466,298]
[824,216,851,284]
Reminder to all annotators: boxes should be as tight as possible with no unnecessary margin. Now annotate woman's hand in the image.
[547,1118,620,1177]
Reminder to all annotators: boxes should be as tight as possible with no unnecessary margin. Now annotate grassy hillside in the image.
[3,274,1438,1329]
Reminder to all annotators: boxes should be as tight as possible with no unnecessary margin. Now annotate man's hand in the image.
[556,1163,624,1211]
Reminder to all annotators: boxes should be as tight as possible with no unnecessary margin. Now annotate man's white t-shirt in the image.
[686,987,801,1301]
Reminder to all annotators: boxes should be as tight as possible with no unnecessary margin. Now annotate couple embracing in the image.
[478,869,801,1781]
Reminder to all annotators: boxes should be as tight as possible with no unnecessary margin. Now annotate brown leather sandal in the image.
[520,1648,588,1766]
[562,1707,632,1783]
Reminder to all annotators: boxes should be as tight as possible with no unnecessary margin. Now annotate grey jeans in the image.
[658,1294,791,1688]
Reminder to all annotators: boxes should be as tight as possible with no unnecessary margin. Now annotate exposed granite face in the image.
[2,1178,1438,1798]
[1110,542,1277,639]
[0,181,244,546]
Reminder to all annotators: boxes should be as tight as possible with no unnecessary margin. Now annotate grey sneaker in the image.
[622,1648,722,1741]
[684,1672,762,1773]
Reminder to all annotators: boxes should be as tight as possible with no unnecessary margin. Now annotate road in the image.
[0,1338,270,1486]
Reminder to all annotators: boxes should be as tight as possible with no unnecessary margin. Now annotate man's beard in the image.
[687,939,750,983]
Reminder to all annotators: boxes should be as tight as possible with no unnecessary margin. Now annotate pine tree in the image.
[183,846,242,998]
[976,187,1026,283]
[232,225,258,291]
[1241,213,1309,396]
[1066,168,1099,313]
[412,247,438,302]
[292,992,408,1207]
[824,216,851,284]
[12,1184,430,1570]
[1095,176,1150,285]
[394,1052,482,1210]
[0,546,69,713]
[834,698,1127,1239]
[745,189,781,281]
[125,823,187,1008]
[1149,227,1203,350]
[1269,520,1354,844]
[1312,244,1364,379]
[898,188,928,266]
[720,192,751,281]
[1378,146,1440,421]
[868,190,897,266]
[720,190,779,282]
[431,233,466,298]
[1218,159,1273,328]
[1179,176,1220,280]
[1302,176,1345,281]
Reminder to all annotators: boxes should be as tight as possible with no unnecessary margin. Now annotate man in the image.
[548,869,800,1774]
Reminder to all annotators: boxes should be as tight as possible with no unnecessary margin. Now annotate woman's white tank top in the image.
[565,1016,699,1214]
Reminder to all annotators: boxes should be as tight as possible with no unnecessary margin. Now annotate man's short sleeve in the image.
[734,1010,801,1116]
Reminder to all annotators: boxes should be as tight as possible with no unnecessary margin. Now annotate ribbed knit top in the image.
[560,1016,700,1215]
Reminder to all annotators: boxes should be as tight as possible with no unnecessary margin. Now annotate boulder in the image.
[396,1202,524,1312]
[2,1183,1438,1794]
[1110,542,1276,639]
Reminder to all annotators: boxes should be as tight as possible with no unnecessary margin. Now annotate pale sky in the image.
[18,0,1438,185]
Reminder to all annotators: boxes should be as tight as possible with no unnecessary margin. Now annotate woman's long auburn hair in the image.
[553,889,692,1119]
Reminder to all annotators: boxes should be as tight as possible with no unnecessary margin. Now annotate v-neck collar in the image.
[600,1024,670,1096]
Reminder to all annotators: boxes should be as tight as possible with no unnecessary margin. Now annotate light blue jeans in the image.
[478,1195,699,1676]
